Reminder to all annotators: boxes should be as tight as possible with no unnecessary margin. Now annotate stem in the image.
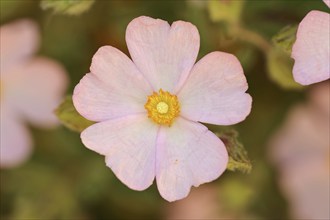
[234,26,272,54]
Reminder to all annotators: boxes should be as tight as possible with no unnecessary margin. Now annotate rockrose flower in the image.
[291,0,330,85]
[0,19,68,168]
[73,16,252,201]
[269,82,330,219]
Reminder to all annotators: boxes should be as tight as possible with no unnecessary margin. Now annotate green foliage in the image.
[216,130,252,174]
[0,1,36,22]
[220,179,254,212]
[55,96,94,132]
[208,0,245,25]
[2,164,83,219]
[40,0,95,15]
[272,25,298,55]
[0,1,21,20]
[267,47,303,90]
[266,25,302,90]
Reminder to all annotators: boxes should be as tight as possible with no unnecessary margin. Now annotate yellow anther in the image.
[145,89,180,126]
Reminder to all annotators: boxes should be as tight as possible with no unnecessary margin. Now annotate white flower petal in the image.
[178,52,252,125]
[73,46,152,122]
[280,161,330,219]
[0,106,32,168]
[292,10,330,85]
[269,105,329,170]
[5,57,68,127]
[0,19,39,74]
[156,117,228,202]
[269,82,330,219]
[165,185,221,219]
[126,16,200,92]
[81,115,158,191]
[309,81,330,116]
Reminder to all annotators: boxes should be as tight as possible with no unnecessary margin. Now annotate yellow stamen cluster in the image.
[145,89,180,126]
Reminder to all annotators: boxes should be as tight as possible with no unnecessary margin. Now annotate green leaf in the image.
[267,47,303,90]
[272,25,298,55]
[267,25,302,90]
[208,0,245,25]
[216,129,252,174]
[40,0,95,15]
[55,96,94,132]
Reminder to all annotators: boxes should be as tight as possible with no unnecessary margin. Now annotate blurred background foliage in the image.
[0,0,328,219]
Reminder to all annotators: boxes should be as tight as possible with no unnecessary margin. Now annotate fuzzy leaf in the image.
[40,0,95,15]
[267,25,302,90]
[272,25,298,55]
[55,96,94,132]
[216,129,252,173]
[267,47,303,90]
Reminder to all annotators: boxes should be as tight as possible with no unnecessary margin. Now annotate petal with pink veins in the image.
[81,115,158,191]
[73,46,152,122]
[156,117,228,202]
[178,52,252,125]
[323,0,330,8]
[0,106,32,168]
[0,19,39,74]
[126,16,200,92]
[5,57,68,127]
[292,10,330,85]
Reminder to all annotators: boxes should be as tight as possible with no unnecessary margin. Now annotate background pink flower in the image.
[269,82,330,219]
[0,19,68,168]
[73,16,252,201]
[291,0,330,85]
[165,185,221,219]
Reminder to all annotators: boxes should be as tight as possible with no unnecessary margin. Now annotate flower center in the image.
[156,102,169,114]
[145,89,180,126]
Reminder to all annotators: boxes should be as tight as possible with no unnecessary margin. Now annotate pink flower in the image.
[269,82,330,219]
[165,185,221,219]
[291,0,330,85]
[0,19,68,168]
[73,16,252,201]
